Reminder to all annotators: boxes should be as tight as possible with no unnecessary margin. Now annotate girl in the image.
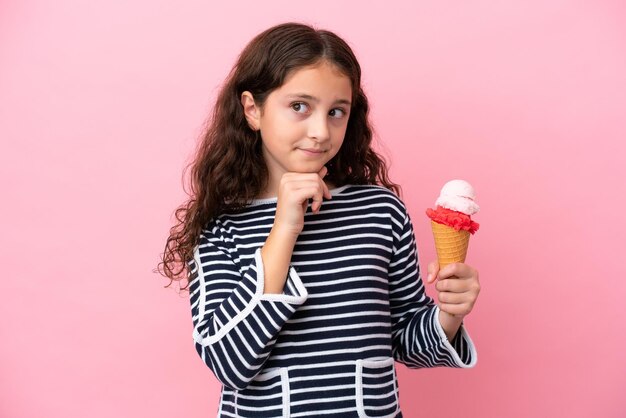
[159,22,480,417]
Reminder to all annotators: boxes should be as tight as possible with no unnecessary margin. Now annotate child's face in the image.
[244,61,352,185]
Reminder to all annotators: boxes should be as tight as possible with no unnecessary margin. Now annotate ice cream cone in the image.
[430,220,470,269]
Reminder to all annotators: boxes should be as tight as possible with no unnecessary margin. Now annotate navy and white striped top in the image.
[189,184,477,417]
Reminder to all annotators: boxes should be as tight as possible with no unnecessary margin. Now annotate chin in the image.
[291,161,327,172]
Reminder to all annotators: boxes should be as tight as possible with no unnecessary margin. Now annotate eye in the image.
[329,108,347,119]
[291,102,309,114]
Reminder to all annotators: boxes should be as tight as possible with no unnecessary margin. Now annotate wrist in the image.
[270,224,300,241]
[438,307,464,341]
[439,308,464,322]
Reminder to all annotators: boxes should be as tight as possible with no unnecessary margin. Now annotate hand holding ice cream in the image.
[425,179,481,325]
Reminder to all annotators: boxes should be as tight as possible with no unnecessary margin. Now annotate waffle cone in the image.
[430,220,470,269]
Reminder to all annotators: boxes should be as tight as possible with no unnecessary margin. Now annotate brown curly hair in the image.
[156,22,401,291]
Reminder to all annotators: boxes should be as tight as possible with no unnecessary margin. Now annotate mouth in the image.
[299,148,326,156]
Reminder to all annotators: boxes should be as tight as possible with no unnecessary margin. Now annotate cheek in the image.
[328,138,345,159]
[331,125,348,145]
[268,113,301,137]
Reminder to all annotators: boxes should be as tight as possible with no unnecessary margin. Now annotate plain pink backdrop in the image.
[2,1,625,417]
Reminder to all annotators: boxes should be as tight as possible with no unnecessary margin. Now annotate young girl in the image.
[159,22,480,418]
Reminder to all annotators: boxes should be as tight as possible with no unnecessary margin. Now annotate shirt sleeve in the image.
[388,203,477,369]
[188,224,308,390]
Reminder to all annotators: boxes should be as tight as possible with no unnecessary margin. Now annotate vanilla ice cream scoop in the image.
[435,179,480,215]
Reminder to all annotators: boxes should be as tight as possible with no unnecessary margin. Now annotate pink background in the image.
[2,1,625,417]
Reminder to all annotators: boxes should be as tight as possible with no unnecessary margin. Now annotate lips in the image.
[300,148,325,153]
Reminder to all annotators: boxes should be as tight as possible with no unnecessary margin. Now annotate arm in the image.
[439,310,464,342]
[261,225,299,294]
[188,223,308,390]
[388,204,477,368]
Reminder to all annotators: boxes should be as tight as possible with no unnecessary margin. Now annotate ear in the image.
[241,91,260,131]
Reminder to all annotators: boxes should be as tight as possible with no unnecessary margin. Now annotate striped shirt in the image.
[189,184,477,417]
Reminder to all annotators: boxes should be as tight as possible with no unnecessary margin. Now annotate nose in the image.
[307,112,330,142]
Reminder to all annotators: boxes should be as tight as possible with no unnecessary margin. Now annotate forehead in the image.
[275,62,352,101]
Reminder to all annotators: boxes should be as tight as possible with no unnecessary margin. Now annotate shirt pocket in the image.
[355,358,400,418]
[235,368,290,417]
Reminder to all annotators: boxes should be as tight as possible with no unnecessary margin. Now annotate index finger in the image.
[317,166,331,200]
[438,263,470,280]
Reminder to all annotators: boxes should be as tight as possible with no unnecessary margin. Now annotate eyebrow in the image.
[285,93,351,106]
